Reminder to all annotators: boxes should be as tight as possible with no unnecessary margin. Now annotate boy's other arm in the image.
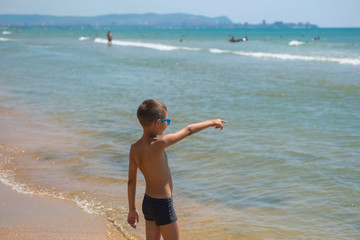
[127,146,139,229]
[160,119,226,147]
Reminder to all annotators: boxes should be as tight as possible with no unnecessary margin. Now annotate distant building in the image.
[274,21,284,27]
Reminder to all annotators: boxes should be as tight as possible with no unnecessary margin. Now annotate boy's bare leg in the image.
[160,221,180,240]
[145,220,161,240]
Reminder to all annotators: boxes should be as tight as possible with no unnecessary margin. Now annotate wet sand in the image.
[0,105,132,240]
[0,182,126,240]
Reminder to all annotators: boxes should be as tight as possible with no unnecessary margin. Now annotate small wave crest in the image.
[93,38,359,66]
[2,31,11,35]
[0,37,19,42]
[94,38,201,51]
[289,40,305,46]
[0,145,132,239]
[0,37,11,42]
[209,48,230,54]
[78,36,89,41]
[0,164,132,239]
[209,48,360,66]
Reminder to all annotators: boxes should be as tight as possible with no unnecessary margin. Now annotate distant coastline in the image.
[0,13,318,29]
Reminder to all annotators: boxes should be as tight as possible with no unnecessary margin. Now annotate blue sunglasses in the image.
[153,119,171,126]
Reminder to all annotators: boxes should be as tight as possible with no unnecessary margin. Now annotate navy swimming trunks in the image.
[142,194,177,226]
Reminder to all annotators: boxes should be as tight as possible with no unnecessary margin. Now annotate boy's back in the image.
[130,136,173,198]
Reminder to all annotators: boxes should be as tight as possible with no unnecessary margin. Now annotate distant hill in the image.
[0,13,233,28]
[0,13,318,29]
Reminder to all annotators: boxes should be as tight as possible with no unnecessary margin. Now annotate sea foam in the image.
[289,40,305,46]
[94,38,201,51]
[209,48,360,66]
[93,38,359,66]
[78,36,89,41]
[0,37,19,42]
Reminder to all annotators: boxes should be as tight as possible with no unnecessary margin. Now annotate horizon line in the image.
[0,12,359,28]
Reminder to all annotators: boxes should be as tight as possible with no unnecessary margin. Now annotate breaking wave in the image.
[288,40,305,46]
[78,36,89,41]
[0,37,11,42]
[0,147,132,240]
[94,37,201,51]
[93,38,360,66]
[209,48,360,66]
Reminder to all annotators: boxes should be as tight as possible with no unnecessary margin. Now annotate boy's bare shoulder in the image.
[130,138,154,154]
[131,139,140,147]
[130,139,142,153]
[129,140,143,166]
[131,138,165,161]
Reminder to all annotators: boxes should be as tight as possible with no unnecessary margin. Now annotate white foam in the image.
[209,48,230,54]
[2,31,11,35]
[94,38,201,51]
[0,167,100,214]
[0,158,131,237]
[78,36,89,41]
[0,169,38,196]
[180,46,202,51]
[94,38,108,44]
[0,168,101,215]
[93,37,359,66]
[208,48,360,66]
[289,40,305,46]
[73,196,105,216]
[0,37,19,42]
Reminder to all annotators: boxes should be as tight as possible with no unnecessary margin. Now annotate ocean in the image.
[1,27,360,239]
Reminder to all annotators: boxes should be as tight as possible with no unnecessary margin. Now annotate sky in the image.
[0,0,359,27]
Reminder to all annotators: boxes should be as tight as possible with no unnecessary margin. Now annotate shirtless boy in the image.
[127,99,226,240]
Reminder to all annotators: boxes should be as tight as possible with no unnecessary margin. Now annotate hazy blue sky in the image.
[1,0,359,27]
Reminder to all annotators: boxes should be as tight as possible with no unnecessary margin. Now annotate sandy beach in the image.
[0,107,133,240]
[0,181,126,240]
[0,112,128,239]
[0,105,132,239]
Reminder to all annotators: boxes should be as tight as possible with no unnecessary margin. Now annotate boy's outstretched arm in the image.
[160,119,226,147]
[127,146,139,229]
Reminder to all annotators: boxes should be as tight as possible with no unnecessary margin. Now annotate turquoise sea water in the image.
[1,27,360,239]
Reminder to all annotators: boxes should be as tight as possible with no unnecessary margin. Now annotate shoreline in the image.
[0,104,137,240]
[0,181,127,240]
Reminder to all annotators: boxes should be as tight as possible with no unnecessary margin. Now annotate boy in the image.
[127,99,226,240]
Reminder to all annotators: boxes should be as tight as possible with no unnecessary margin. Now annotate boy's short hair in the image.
[137,99,167,127]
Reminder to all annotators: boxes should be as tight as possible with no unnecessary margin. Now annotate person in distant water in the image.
[107,31,112,46]
[127,99,226,240]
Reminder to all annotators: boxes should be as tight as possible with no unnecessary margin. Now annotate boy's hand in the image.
[213,119,227,130]
[127,209,139,229]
